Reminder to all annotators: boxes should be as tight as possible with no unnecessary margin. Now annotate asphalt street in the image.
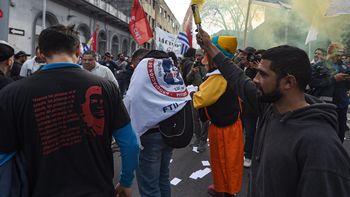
[114,130,350,197]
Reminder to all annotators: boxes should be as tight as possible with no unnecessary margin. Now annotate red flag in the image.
[87,30,97,52]
[182,6,193,48]
[91,30,97,52]
[129,0,153,45]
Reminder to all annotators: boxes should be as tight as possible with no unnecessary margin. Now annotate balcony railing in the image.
[84,0,129,23]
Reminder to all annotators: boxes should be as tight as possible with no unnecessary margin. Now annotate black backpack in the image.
[159,101,193,148]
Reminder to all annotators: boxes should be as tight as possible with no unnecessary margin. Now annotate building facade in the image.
[140,0,180,49]
[7,0,137,57]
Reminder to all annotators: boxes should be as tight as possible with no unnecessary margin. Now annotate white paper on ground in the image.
[189,172,199,179]
[192,146,199,153]
[202,161,210,166]
[189,168,212,179]
[170,177,182,185]
[197,168,211,178]
[170,159,173,163]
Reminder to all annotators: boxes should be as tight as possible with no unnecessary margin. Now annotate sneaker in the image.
[244,158,252,168]
[197,141,207,152]
[207,184,224,197]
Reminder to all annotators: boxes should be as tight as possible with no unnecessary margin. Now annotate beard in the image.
[257,86,283,103]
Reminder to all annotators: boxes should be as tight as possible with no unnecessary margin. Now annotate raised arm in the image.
[196,29,261,114]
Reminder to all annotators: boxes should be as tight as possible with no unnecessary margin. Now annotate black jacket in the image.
[214,52,350,197]
[180,57,194,85]
[309,61,350,108]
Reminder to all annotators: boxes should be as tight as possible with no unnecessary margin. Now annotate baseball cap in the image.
[0,40,14,62]
[15,51,31,58]
[238,47,256,54]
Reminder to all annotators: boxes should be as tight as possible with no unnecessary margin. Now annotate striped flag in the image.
[178,32,190,55]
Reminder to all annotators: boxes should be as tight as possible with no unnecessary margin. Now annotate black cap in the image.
[0,40,14,62]
[15,51,31,58]
[238,47,256,54]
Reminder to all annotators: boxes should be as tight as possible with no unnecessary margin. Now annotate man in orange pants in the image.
[192,36,243,197]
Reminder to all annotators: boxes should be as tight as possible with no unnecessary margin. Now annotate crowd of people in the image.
[0,24,350,197]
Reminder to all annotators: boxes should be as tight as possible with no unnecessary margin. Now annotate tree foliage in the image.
[201,0,259,38]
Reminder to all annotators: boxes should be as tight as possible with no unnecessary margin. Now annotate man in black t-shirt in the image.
[0,40,14,89]
[0,25,139,197]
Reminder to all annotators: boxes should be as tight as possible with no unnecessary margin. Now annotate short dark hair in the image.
[83,50,97,58]
[39,24,80,58]
[132,48,149,60]
[314,48,326,56]
[0,42,14,62]
[143,50,169,59]
[261,45,311,91]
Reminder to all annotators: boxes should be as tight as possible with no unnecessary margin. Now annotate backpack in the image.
[159,101,193,148]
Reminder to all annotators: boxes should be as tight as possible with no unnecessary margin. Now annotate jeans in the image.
[243,116,257,159]
[136,131,173,197]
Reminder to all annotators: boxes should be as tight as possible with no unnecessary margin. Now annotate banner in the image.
[155,27,182,57]
[129,0,153,45]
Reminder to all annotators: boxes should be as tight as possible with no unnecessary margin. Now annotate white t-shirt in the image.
[19,57,45,77]
[88,63,119,87]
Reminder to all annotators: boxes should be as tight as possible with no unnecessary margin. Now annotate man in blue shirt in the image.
[0,24,139,197]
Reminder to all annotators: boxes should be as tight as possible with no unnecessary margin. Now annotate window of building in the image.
[98,31,107,56]
[33,12,59,52]
[159,7,162,14]
[111,35,119,57]
[122,39,128,56]
[164,11,167,18]
[131,41,136,54]
[77,24,90,45]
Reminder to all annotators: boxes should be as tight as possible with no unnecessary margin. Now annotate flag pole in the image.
[151,0,158,50]
[243,0,253,48]
[42,0,47,29]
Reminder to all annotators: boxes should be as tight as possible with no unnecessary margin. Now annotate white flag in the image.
[123,58,191,137]
[305,26,319,45]
[325,0,350,17]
